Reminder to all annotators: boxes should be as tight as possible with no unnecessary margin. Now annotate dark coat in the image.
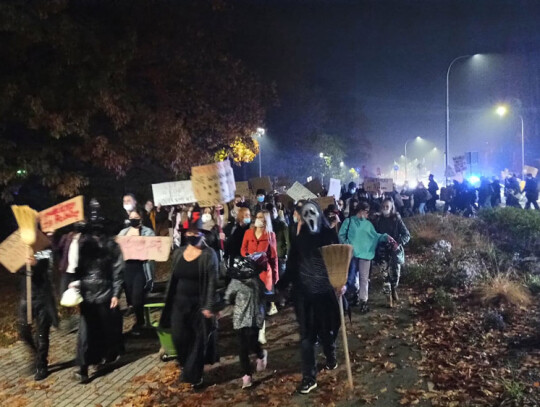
[224,223,249,268]
[272,218,290,259]
[524,177,539,199]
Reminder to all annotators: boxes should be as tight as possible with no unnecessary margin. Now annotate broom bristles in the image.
[321,244,353,290]
[11,205,38,246]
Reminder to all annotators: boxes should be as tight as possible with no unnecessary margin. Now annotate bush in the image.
[479,276,532,308]
[432,288,456,314]
[478,207,540,256]
[525,274,540,295]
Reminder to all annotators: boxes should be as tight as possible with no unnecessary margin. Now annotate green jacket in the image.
[338,216,388,260]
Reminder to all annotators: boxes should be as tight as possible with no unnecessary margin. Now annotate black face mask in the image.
[186,235,203,246]
[129,219,142,228]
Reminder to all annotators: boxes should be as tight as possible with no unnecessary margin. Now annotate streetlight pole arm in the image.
[520,114,525,173]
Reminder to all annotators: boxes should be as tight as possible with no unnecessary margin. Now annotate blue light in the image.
[468,175,480,186]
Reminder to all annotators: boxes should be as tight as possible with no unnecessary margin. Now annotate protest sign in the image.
[277,193,295,209]
[39,196,84,233]
[315,196,336,210]
[235,181,251,198]
[152,180,196,206]
[249,176,273,193]
[191,161,236,206]
[0,229,50,273]
[363,178,379,193]
[453,155,467,173]
[304,178,324,195]
[327,178,341,199]
[116,236,173,262]
[379,178,394,192]
[524,165,538,177]
[364,178,394,193]
[286,182,317,201]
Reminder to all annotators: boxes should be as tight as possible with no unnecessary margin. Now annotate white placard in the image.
[328,178,341,199]
[191,160,236,206]
[286,181,317,201]
[152,181,196,206]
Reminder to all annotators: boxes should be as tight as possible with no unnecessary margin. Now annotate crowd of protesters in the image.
[19,170,539,393]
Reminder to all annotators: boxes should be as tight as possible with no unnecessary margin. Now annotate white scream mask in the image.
[202,214,212,223]
[301,202,322,234]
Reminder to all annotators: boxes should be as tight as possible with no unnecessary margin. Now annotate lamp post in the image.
[496,105,524,174]
[446,54,477,183]
[255,127,265,177]
[404,137,422,181]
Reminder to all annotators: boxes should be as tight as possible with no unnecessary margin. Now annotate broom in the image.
[321,244,354,390]
[11,205,38,324]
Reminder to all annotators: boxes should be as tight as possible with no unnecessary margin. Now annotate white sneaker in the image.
[242,375,253,389]
[258,322,267,345]
[256,350,268,372]
[268,302,278,316]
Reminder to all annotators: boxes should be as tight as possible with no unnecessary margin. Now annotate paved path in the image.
[0,315,162,407]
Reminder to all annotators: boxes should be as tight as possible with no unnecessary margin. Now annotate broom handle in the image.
[339,294,353,389]
[26,245,33,325]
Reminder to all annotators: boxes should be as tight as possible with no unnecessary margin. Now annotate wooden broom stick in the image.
[26,245,33,324]
[338,293,353,389]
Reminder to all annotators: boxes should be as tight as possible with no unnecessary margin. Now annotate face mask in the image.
[129,219,141,228]
[382,209,391,216]
[186,235,202,247]
[145,205,153,212]
[350,188,356,194]
[202,214,212,223]
[254,219,264,228]
[243,217,251,225]
[257,196,265,203]
[123,203,134,212]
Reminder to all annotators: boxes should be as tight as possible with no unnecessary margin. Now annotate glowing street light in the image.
[319,152,324,158]
[404,136,423,180]
[254,127,265,177]
[495,104,524,174]
[339,161,344,167]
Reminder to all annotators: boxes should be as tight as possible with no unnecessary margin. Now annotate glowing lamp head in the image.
[496,106,508,117]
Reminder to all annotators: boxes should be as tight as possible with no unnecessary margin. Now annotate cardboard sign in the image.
[315,196,336,210]
[249,176,273,194]
[286,182,317,201]
[364,178,394,193]
[152,180,196,206]
[0,229,50,273]
[39,196,84,233]
[524,165,538,177]
[453,155,467,173]
[191,160,236,206]
[235,181,251,198]
[116,236,173,262]
[304,178,324,195]
[327,178,341,199]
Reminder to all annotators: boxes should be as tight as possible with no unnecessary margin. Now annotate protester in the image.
[490,177,502,208]
[160,222,220,388]
[56,222,84,293]
[18,248,58,381]
[224,207,252,268]
[400,182,414,217]
[154,205,171,236]
[279,200,340,394]
[122,193,137,228]
[427,174,439,212]
[143,200,156,231]
[373,198,410,305]
[339,201,396,311]
[413,182,430,215]
[224,255,268,389]
[74,200,124,383]
[478,177,493,208]
[266,203,290,314]
[524,173,539,210]
[118,209,156,334]
[341,181,357,202]
[252,189,267,214]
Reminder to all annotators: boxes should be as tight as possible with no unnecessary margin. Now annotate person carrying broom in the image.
[278,200,341,394]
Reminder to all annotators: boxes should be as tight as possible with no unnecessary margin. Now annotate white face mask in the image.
[202,214,212,223]
[123,203,134,212]
[145,205,153,212]
[254,219,264,228]
[382,209,391,216]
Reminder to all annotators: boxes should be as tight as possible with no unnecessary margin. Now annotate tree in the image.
[0,0,274,202]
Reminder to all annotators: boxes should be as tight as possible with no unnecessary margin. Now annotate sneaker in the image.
[73,371,89,384]
[191,378,204,390]
[34,368,48,381]
[359,301,370,314]
[242,375,253,389]
[258,323,267,345]
[298,377,317,394]
[324,359,338,370]
[268,302,278,316]
[256,350,268,372]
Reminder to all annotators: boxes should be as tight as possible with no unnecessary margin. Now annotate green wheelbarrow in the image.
[144,303,177,362]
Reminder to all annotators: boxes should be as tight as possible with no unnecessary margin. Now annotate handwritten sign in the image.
[0,229,50,273]
[315,196,336,210]
[235,181,251,198]
[524,165,538,177]
[152,180,196,206]
[304,178,324,195]
[249,176,273,194]
[39,196,84,233]
[364,178,394,193]
[116,236,173,262]
[191,161,236,206]
[327,178,341,199]
[286,182,317,202]
[453,155,467,173]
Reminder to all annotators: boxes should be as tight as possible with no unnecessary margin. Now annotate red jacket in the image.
[241,228,279,292]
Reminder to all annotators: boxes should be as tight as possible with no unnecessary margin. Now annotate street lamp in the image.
[404,136,422,181]
[495,104,524,175]
[446,54,481,182]
[255,127,265,177]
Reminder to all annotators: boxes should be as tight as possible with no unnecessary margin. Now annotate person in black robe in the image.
[279,200,340,395]
[73,199,124,383]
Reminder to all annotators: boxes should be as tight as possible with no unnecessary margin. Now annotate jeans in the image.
[346,258,371,302]
[418,203,426,214]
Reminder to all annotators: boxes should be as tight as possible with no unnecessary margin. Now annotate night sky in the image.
[231,0,540,178]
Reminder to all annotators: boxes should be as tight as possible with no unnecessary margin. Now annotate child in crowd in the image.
[224,255,268,389]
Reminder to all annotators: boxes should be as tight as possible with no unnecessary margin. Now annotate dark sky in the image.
[231,0,540,179]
